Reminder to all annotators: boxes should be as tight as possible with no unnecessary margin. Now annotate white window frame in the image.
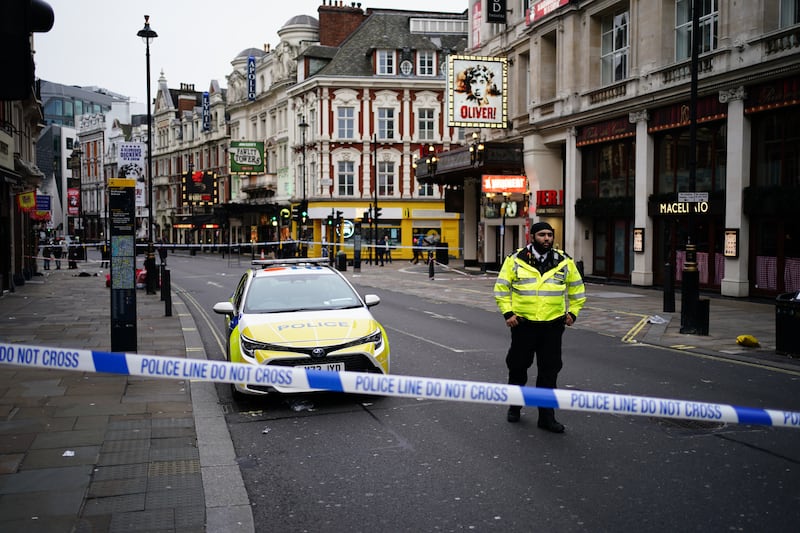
[675,0,719,61]
[417,50,435,76]
[601,10,629,85]
[337,107,355,140]
[337,161,355,196]
[377,50,396,75]
[418,108,435,141]
[780,0,800,27]
[378,161,395,196]
[377,108,395,141]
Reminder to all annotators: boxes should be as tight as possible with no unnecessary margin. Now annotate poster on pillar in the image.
[447,55,508,128]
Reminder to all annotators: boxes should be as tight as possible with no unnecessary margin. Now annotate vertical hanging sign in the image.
[247,56,256,101]
[202,92,210,131]
[108,178,137,352]
[487,0,507,24]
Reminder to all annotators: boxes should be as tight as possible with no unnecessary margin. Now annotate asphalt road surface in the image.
[171,252,800,532]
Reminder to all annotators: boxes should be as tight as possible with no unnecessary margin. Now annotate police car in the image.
[213,257,390,396]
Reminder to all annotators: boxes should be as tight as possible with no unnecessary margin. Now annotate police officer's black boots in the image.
[537,408,565,433]
[507,406,521,423]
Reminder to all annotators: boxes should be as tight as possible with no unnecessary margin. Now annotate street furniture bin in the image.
[435,243,449,265]
[776,292,800,356]
[336,250,347,272]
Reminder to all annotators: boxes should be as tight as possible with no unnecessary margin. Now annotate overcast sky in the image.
[34,0,469,108]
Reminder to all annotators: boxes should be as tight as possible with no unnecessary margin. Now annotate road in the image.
[168,251,800,532]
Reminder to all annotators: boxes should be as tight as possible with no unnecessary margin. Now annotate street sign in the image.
[678,192,708,203]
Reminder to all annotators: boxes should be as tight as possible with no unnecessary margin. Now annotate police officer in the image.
[494,221,586,432]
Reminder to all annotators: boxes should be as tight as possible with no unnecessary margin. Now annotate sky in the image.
[34,0,469,109]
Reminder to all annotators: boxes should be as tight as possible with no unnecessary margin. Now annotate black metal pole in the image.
[373,135,378,265]
[680,0,701,333]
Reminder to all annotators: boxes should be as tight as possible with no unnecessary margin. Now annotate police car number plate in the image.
[299,362,344,372]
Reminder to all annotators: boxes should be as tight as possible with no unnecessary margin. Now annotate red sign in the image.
[526,0,569,25]
[482,174,527,194]
[536,189,563,206]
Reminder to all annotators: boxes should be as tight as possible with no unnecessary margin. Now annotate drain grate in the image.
[148,459,200,477]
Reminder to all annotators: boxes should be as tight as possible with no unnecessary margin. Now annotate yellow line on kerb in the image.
[622,316,649,343]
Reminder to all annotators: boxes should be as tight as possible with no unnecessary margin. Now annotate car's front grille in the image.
[268,353,382,373]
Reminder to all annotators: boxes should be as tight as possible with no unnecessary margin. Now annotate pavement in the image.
[1,251,798,532]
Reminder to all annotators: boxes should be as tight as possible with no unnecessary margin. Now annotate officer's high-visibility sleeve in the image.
[494,256,515,315]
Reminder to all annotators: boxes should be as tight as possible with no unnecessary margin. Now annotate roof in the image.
[235,47,268,60]
[282,14,319,29]
[314,11,467,78]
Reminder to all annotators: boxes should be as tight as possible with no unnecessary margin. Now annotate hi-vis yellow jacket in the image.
[494,247,586,322]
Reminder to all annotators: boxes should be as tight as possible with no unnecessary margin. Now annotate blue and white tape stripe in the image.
[1,342,798,429]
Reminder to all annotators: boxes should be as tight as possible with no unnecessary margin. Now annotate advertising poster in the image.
[67,188,80,216]
[229,141,265,174]
[448,55,508,128]
[118,142,146,208]
[182,171,218,206]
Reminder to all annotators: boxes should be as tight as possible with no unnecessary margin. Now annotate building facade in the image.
[426,0,799,298]
[151,75,229,246]
[225,4,470,260]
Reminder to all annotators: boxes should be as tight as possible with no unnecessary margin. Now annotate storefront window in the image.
[752,107,800,187]
[581,139,635,198]
[655,124,726,194]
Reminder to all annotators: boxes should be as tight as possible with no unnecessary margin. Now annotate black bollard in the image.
[428,251,435,279]
[663,261,675,312]
[160,264,166,301]
[163,269,172,317]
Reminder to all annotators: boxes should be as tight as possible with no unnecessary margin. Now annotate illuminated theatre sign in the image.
[447,55,508,128]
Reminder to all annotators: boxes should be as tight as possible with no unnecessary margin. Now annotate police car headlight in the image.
[365,329,384,351]
[241,334,267,360]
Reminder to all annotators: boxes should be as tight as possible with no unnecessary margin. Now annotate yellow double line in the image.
[622,315,649,344]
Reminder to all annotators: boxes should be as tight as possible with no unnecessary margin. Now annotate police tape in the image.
[1,341,798,429]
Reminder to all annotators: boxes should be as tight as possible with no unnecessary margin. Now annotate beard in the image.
[532,240,552,255]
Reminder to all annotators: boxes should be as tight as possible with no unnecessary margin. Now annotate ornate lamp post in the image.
[137,15,158,295]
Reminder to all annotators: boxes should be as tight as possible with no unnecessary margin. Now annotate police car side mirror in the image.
[213,301,235,315]
[364,294,380,308]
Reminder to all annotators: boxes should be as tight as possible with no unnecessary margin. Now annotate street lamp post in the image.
[137,15,158,295]
[298,117,308,256]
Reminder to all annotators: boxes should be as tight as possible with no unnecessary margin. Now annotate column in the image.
[629,110,654,286]
[719,86,750,297]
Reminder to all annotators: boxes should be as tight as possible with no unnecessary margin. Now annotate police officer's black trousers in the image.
[505,318,565,422]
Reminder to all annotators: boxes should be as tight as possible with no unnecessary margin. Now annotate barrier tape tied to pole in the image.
[1,342,798,429]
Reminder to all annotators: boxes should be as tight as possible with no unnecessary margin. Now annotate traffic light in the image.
[326,215,334,226]
[363,210,370,224]
[336,210,344,226]
[0,1,55,101]
[374,206,383,220]
[280,208,291,222]
[299,200,308,224]
[291,204,300,222]
[270,215,278,227]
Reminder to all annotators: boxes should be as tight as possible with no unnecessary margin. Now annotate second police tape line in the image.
[2,341,799,429]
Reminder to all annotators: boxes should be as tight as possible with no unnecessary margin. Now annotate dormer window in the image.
[377,50,396,75]
[418,50,435,76]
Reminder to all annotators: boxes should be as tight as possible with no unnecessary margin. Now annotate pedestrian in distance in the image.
[53,240,65,270]
[410,235,422,264]
[375,237,385,267]
[42,242,52,270]
[383,235,392,264]
[493,221,586,432]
